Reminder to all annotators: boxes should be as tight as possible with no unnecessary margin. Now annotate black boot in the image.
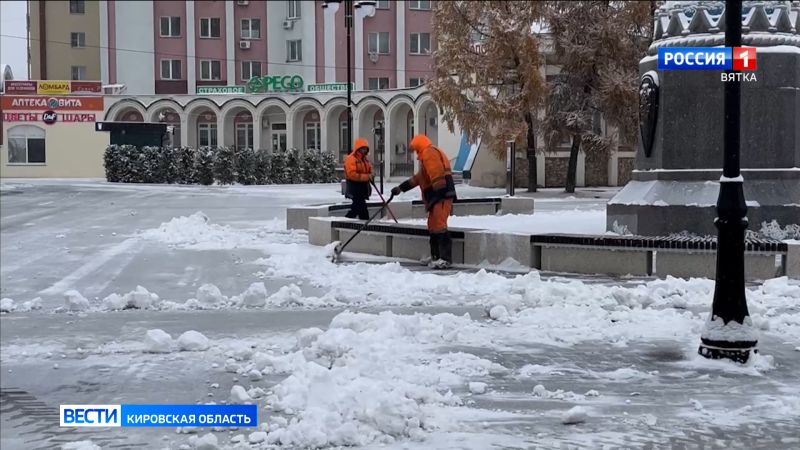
[427,234,440,264]
[436,231,453,269]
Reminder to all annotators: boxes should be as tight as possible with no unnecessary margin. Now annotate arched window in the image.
[8,125,46,164]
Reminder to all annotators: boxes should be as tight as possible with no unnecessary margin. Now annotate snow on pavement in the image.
[399,209,607,235]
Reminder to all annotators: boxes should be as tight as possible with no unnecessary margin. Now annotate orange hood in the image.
[353,137,370,154]
[409,134,432,154]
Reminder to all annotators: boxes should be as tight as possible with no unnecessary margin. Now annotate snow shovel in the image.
[370,179,398,223]
[330,193,395,263]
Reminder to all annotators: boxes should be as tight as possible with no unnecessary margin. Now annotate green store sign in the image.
[307,83,354,93]
[247,75,304,93]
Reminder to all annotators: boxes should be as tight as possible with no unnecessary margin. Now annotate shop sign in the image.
[1,96,104,111]
[2,112,97,123]
[37,80,72,95]
[70,81,103,94]
[247,75,304,93]
[306,83,354,93]
[43,110,58,125]
[197,86,246,94]
[4,80,38,94]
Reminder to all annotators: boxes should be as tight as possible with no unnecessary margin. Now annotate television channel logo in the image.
[658,47,757,71]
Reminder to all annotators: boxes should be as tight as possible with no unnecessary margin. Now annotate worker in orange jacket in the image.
[344,137,373,220]
[391,134,457,269]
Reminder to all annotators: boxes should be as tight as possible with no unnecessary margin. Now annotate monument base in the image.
[607,170,800,236]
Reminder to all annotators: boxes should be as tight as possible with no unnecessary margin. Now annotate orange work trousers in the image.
[427,198,453,232]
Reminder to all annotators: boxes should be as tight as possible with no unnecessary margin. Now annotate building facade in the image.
[27,0,435,95]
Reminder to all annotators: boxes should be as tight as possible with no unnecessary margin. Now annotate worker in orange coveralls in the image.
[391,134,457,269]
[344,137,373,220]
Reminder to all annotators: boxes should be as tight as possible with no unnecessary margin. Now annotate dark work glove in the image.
[391,186,402,196]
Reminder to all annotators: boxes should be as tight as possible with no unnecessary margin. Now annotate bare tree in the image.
[542,1,651,192]
[427,1,547,191]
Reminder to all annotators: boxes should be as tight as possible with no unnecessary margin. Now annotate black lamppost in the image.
[322,0,376,155]
[698,0,757,363]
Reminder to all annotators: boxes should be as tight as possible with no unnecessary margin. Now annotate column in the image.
[226,1,236,86]
[217,115,226,149]
[396,1,406,88]
[253,115,263,151]
[324,5,336,82]
[354,8,365,90]
[186,1,196,94]
[286,115,296,151]
[99,1,109,84]
[180,113,189,148]
[382,115,391,179]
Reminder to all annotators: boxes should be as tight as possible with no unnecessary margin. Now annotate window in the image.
[271,123,287,152]
[368,77,389,90]
[339,121,349,161]
[240,18,261,39]
[368,32,390,55]
[287,40,302,62]
[287,0,301,19]
[8,126,46,164]
[161,59,181,79]
[241,61,262,80]
[198,123,218,147]
[410,32,431,55]
[236,123,254,151]
[305,122,321,151]
[70,32,86,48]
[409,78,424,87]
[160,16,181,37]
[69,0,85,14]
[200,60,222,80]
[199,18,221,38]
[71,66,86,80]
[376,0,390,8]
[409,0,431,10]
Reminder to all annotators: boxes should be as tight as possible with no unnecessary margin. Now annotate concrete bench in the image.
[287,196,535,230]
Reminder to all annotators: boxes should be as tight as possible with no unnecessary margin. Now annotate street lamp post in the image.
[698,0,757,364]
[322,1,376,156]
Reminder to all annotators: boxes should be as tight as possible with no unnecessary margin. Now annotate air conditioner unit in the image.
[368,52,379,63]
[282,20,294,30]
[237,0,249,5]
[239,40,251,49]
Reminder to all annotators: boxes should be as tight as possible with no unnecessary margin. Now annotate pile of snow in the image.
[700,315,759,343]
[63,290,90,311]
[178,330,210,351]
[561,406,588,425]
[102,286,160,310]
[267,284,304,307]
[230,385,253,403]
[196,284,227,306]
[235,282,268,307]
[0,298,15,313]
[758,220,800,241]
[20,297,43,312]
[187,433,218,450]
[61,441,101,450]
[468,382,488,394]
[532,384,585,402]
[399,210,606,235]
[144,329,174,353]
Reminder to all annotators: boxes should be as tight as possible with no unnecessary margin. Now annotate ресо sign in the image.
[248,75,304,93]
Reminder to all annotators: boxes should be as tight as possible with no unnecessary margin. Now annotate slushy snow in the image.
[197,284,226,306]
[144,329,174,353]
[178,330,210,351]
[188,432,219,450]
[237,282,268,307]
[61,441,101,450]
[469,382,488,394]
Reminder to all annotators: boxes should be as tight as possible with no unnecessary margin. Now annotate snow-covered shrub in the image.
[301,149,322,183]
[254,149,272,184]
[269,150,288,184]
[195,147,216,185]
[284,148,302,184]
[319,150,338,183]
[103,145,122,182]
[176,146,198,184]
[235,147,257,185]
[214,146,237,185]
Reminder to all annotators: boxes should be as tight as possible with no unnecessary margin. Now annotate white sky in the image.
[1,0,28,79]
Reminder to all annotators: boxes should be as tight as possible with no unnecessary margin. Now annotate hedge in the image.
[103,145,339,185]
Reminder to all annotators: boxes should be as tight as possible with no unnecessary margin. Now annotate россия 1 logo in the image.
[658,47,757,82]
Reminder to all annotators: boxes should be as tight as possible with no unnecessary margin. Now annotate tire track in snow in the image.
[38,238,143,297]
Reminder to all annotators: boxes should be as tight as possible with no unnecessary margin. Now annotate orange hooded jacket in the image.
[344,137,373,199]
[399,134,457,208]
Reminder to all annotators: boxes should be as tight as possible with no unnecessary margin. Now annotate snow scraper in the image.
[330,193,395,263]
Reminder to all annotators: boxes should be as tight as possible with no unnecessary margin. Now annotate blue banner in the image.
[658,47,732,70]
[121,404,258,427]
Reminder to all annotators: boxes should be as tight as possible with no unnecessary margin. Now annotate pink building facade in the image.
[99,0,435,95]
